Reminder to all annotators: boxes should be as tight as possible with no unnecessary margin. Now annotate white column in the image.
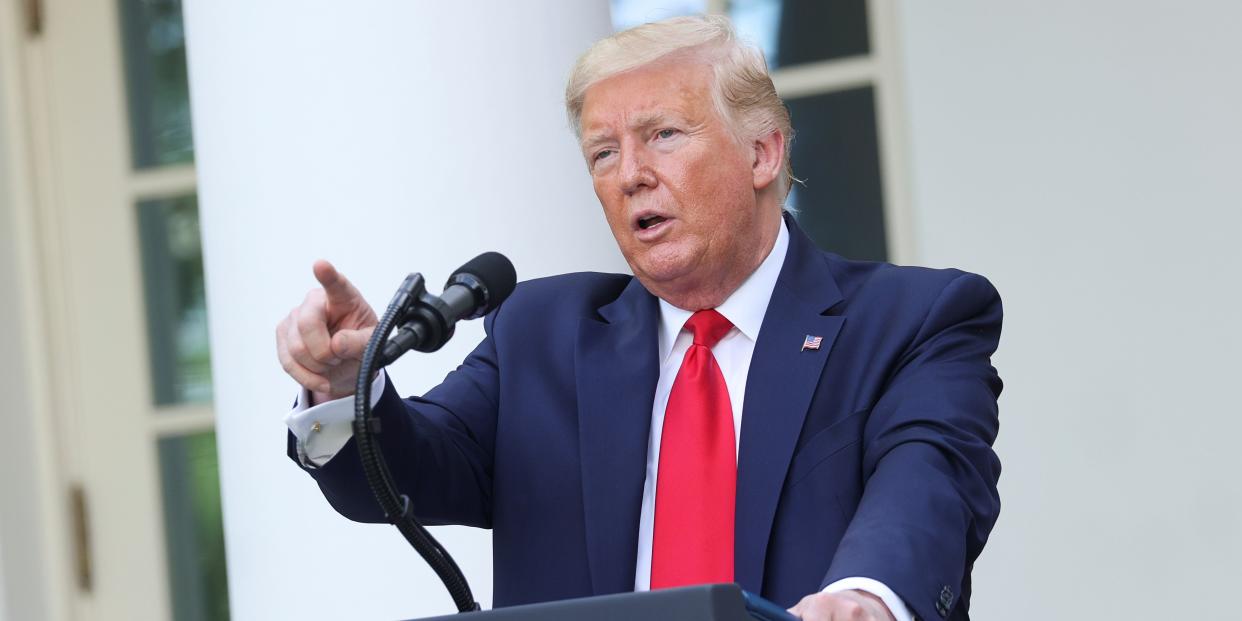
[183,3,617,619]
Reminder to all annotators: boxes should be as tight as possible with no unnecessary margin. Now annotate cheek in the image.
[591,175,609,204]
[592,179,622,222]
[663,149,751,216]
[680,170,750,226]
[594,187,639,257]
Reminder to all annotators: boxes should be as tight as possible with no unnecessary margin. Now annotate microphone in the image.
[379,252,516,364]
[438,251,518,322]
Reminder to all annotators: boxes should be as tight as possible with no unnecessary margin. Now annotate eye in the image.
[655,128,678,140]
[593,149,615,162]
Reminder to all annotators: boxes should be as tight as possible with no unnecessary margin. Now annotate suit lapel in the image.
[734,219,845,593]
[576,278,661,596]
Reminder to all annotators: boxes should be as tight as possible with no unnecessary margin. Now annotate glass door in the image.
[20,0,228,618]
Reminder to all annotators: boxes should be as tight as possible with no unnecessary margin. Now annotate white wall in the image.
[896,1,1242,617]
[0,49,21,621]
[0,10,61,619]
[183,2,620,620]
[0,109,19,621]
[0,536,6,621]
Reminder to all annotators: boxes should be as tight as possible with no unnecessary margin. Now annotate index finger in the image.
[312,259,362,306]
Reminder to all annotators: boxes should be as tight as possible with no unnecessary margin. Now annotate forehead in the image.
[580,58,716,133]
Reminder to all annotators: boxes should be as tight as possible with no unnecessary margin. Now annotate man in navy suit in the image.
[277,16,1001,621]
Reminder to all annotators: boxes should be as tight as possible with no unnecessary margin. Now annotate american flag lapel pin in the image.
[801,334,823,352]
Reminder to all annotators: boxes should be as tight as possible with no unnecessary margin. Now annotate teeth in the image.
[638,216,665,230]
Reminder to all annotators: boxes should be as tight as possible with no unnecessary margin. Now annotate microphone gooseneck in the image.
[353,252,516,614]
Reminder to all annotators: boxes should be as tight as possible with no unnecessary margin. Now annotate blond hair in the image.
[565,15,793,195]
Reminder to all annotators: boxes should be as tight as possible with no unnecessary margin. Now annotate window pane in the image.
[786,87,887,261]
[730,0,870,68]
[159,432,230,621]
[611,0,707,31]
[119,0,194,168]
[137,194,212,405]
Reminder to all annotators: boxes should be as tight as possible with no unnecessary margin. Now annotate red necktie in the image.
[651,309,736,588]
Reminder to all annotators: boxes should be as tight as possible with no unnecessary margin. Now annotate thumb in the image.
[331,326,375,361]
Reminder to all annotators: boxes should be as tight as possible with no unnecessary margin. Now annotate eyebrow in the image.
[580,133,613,153]
[580,112,680,152]
[628,112,671,131]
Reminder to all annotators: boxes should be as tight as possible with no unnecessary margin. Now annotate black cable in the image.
[352,274,480,613]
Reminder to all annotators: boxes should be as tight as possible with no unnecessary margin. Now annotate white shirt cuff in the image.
[284,372,387,468]
[823,577,913,621]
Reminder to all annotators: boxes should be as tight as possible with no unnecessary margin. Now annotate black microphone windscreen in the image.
[450,252,517,313]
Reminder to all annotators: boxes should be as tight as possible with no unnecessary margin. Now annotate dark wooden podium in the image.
[412,584,794,621]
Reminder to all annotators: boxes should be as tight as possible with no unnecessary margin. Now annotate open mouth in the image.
[637,215,668,230]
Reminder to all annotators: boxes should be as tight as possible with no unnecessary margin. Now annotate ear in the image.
[751,128,785,192]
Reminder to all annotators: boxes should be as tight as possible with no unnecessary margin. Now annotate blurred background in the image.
[0,1,1237,620]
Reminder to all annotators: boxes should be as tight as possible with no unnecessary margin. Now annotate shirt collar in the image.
[656,218,790,363]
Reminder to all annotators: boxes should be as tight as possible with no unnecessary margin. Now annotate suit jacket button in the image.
[935,600,949,618]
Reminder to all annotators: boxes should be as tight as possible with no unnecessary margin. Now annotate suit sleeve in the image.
[286,308,504,529]
[822,273,1003,620]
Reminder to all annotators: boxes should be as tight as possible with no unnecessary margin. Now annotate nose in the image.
[618,143,657,195]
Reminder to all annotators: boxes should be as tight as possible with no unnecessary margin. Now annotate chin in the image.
[631,253,698,291]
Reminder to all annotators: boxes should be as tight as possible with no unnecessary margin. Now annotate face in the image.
[579,57,783,309]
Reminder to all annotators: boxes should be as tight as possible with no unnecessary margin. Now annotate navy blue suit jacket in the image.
[291,218,1002,620]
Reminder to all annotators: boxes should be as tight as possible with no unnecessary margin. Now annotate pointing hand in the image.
[276,260,378,405]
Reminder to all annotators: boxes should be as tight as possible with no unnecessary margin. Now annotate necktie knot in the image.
[685,309,733,349]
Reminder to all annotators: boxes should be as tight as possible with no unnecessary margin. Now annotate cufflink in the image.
[935,585,954,618]
[312,421,322,433]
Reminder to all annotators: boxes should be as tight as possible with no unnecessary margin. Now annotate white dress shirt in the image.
[285,220,912,620]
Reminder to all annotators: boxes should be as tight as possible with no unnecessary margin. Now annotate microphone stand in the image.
[353,272,480,613]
